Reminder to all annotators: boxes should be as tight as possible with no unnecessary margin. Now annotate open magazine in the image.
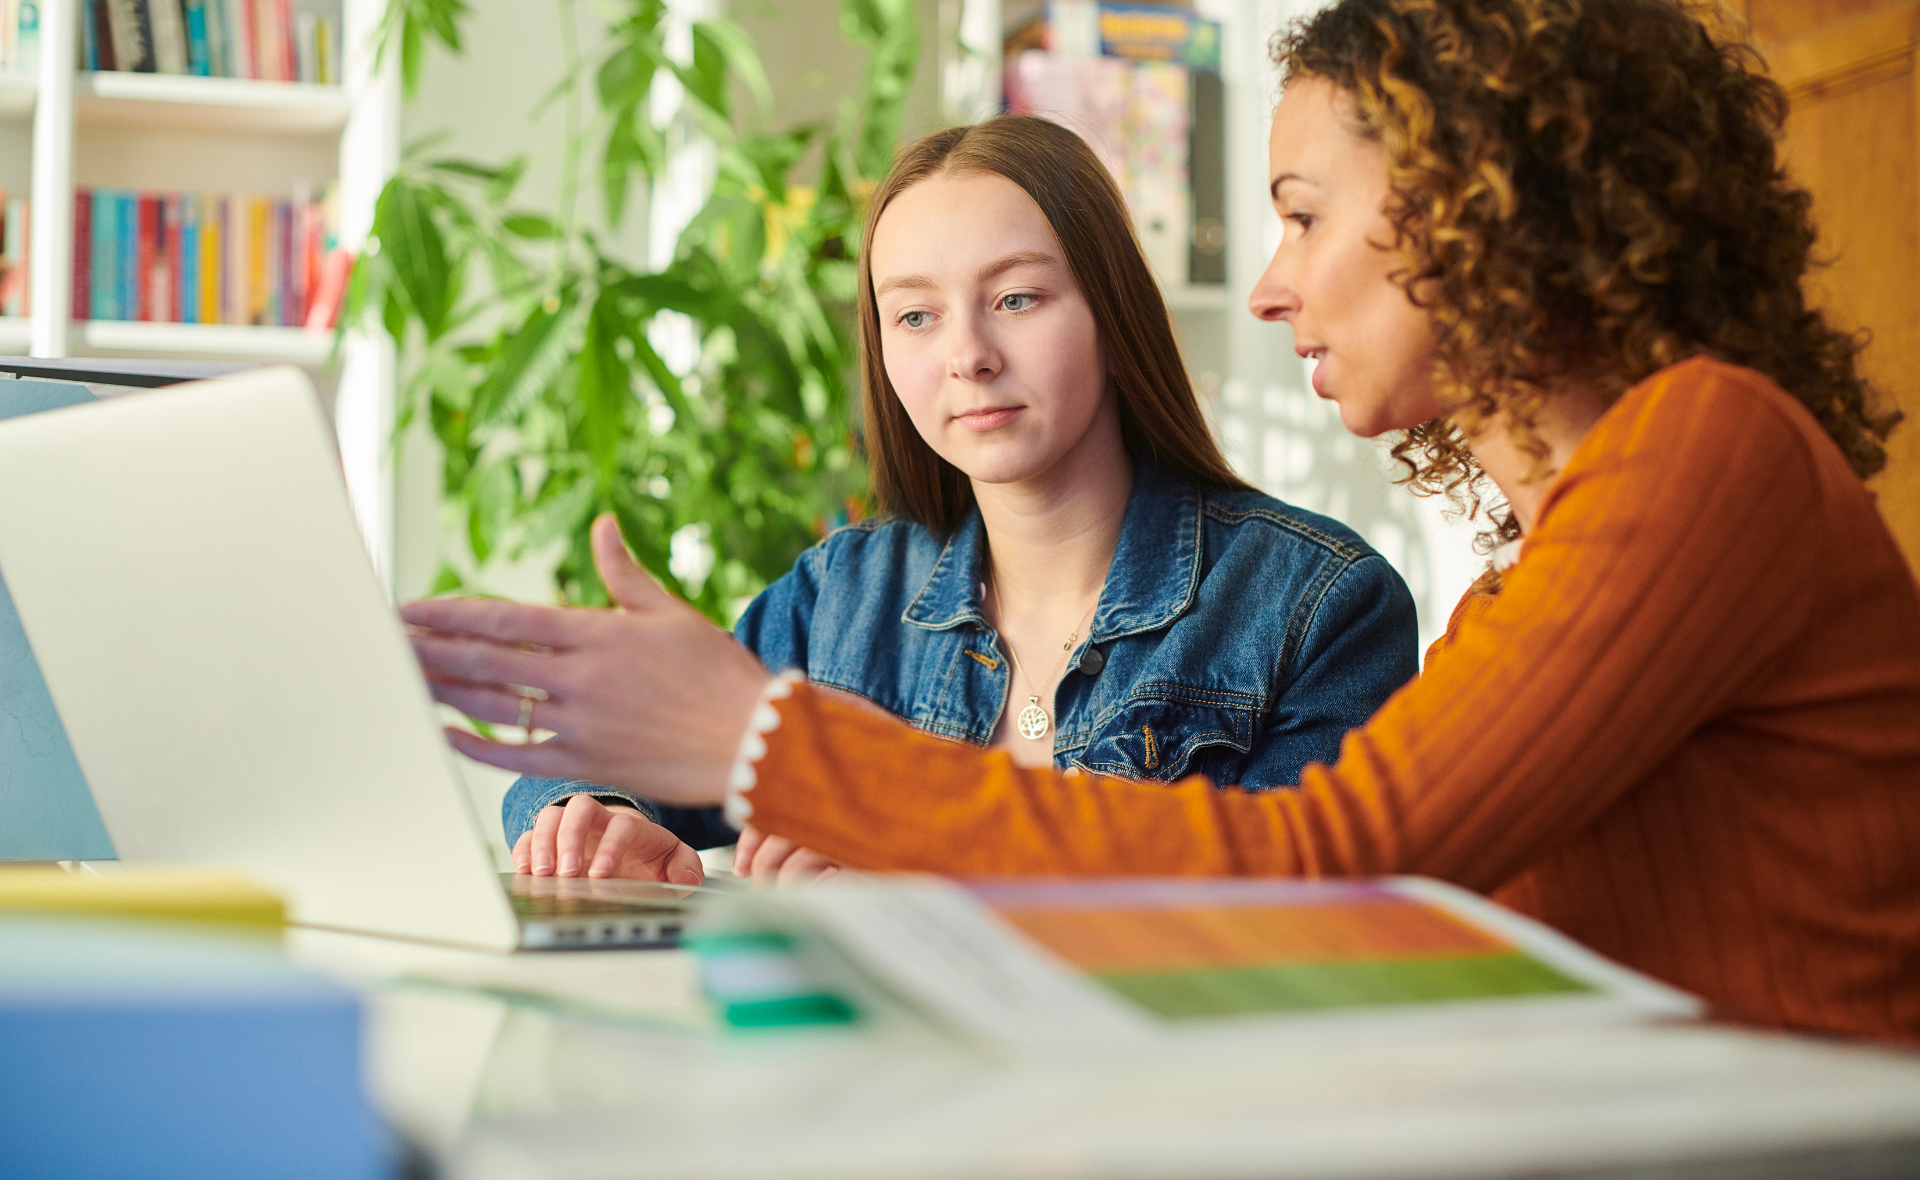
[686,876,1701,1057]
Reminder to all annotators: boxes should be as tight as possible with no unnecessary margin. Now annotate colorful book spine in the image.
[150,0,189,74]
[134,193,155,320]
[223,193,242,324]
[273,0,293,81]
[1,0,17,71]
[71,190,89,319]
[15,0,37,73]
[223,0,249,78]
[179,192,198,324]
[152,194,174,322]
[200,193,221,324]
[243,194,264,324]
[90,189,115,321]
[84,0,115,70]
[1,197,28,317]
[205,0,229,77]
[294,10,313,83]
[181,0,208,74]
[104,0,154,74]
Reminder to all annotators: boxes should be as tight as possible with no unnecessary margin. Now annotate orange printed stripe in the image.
[998,897,1513,973]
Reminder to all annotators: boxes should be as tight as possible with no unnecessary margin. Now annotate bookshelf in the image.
[7,0,399,580]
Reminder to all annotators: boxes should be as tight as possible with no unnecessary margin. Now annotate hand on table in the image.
[513,794,705,884]
[736,823,841,884]
[400,513,772,808]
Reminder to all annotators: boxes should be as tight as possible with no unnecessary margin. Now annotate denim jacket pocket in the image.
[1075,694,1259,783]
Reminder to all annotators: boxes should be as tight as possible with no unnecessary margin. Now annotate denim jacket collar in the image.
[900,459,1202,641]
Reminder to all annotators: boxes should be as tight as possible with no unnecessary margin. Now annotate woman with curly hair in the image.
[404,0,1920,1039]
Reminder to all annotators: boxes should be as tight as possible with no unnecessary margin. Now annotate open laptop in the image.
[0,366,726,951]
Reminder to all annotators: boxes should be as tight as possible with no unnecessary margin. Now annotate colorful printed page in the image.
[732,876,1700,1058]
[970,879,1592,1021]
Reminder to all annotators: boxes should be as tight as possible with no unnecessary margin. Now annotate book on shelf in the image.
[80,0,337,84]
[1004,0,1222,74]
[1005,45,1227,288]
[65,184,346,330]
[1005,50,1193,284]
[0,0,40,74]
[0,196,28,316]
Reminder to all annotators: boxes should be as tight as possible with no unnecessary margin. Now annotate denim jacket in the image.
[501,460,1418,849]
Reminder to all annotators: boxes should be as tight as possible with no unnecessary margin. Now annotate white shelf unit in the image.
[4,0,399,580]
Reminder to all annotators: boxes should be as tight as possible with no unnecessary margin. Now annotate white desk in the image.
[289,928,1920,1180]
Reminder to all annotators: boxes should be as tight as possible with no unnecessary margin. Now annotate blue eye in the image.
[899,311,930,329]
[1001,293,1036,312]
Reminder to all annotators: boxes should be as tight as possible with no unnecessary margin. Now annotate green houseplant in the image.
[356,0,920,621]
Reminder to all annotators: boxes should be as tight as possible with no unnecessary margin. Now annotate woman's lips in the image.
[953,406,1024,432]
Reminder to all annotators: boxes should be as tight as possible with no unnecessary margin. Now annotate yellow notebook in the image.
[0,866,284,930]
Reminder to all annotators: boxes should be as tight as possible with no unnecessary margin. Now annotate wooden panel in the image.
[1759,1,1920,574]
[1750,0,1902,47]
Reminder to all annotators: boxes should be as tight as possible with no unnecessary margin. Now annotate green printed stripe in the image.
[721,994,858,1028]
[1095,953,1593,1020]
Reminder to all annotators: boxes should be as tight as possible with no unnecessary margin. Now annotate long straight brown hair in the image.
[857,115,1252,533]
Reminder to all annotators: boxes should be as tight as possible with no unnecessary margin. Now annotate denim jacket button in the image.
[1078,646,1106,676]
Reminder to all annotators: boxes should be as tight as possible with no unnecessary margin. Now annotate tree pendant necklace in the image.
[992,575,1098,743]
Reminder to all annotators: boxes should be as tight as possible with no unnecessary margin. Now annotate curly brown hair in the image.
[1277,0,1901,520]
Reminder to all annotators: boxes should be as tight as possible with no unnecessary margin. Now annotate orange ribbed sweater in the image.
[744,358,1920,1041]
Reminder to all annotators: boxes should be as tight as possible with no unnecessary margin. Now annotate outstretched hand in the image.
[401,514,772,808]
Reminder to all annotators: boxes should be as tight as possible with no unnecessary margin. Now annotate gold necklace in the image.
[991,575,1099,742]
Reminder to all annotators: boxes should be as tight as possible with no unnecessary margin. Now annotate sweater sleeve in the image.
[741,363,1827,887]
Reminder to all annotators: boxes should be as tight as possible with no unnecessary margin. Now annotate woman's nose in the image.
[947,316,1002,382]
[1248,246,1298,323]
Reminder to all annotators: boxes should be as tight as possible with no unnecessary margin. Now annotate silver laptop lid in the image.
[0,367,519,951]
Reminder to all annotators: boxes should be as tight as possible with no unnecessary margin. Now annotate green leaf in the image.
[577,291,632,491]
[504,214,561,239]
[376,0,469,100]
[596,40,659,112]
[373,177,455,341]
[601,116,663,229]
[676,26,730,121]
[691,19,772,113]
[467,293,577,427]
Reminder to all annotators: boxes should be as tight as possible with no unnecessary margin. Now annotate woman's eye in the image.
[1287,212,1315,235]
[1000,293,1036,312]
[899,311,930,329]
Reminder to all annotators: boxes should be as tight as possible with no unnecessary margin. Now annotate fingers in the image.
[525,801,569,876]
[409,631,559,699]
[734,824,765,870]
[511,830,533,874]
[745,832,800,880]
[587,812,706,886]
[661,838,706,887]
[444,727,580,777]
[553,794,609,877]
[776,846,841,887]
[422,678,536,729]
[400,596,584,650]
[591,514,676,615]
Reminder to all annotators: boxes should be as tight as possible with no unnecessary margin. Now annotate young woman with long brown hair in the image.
[491,116,1417,884]
[406,0,1920,1038]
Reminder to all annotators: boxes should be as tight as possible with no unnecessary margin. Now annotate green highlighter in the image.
[684,928,858,1029]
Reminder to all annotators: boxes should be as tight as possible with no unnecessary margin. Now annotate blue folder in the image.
[0,380,114,860]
